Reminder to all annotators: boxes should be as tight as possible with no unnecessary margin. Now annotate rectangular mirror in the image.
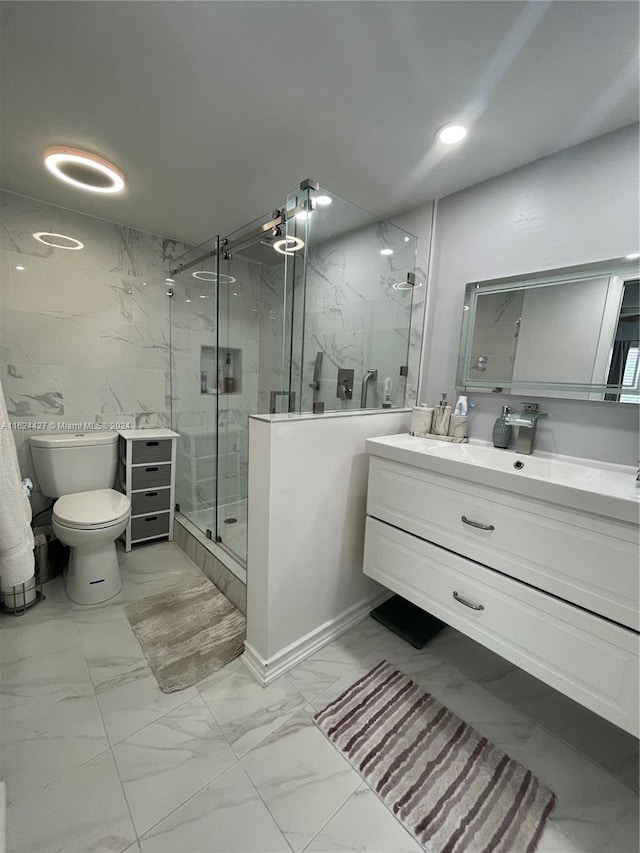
[456,258,640,403]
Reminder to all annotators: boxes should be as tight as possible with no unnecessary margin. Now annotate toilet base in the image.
[64,541,123,605]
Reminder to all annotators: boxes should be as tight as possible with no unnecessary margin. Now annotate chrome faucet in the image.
[360,368,377,408]
[504,402,547,455]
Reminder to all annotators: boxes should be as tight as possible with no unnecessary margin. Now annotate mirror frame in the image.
[456,257,640,403]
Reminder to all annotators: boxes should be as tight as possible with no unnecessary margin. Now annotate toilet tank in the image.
[29,431,119,497]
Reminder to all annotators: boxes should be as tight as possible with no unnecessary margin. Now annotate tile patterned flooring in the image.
[1,540,637,853]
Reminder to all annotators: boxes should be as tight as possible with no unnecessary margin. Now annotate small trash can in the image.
[33,525,67,584]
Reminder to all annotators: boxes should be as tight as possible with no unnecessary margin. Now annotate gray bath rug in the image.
[124,578,245,693]
[314,660,555,853]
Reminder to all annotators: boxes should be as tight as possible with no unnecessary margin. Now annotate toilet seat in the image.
[53,489,130,530]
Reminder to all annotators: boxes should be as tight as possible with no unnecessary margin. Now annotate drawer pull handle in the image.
[453,591,485,611]
[145,467,159,472]
[145,441,159,446]
[145,492,158,497]
[461,515,495,531]
[145,516,158,522]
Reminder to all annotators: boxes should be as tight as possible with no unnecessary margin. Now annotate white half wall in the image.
[244,409,410,682]
[420,124,640,465]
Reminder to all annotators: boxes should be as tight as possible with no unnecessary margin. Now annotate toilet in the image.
[29,431,130,605]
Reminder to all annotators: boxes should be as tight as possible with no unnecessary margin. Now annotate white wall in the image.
[244,409,410,680]
[420,124,639,464]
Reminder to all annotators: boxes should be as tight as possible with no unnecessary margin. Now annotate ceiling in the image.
[0,1,638,246]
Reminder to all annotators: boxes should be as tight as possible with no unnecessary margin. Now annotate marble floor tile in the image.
[0,643,93,711]
[480,665,640,791]
[7,750,136,853]
[113,694,237,836]
[1,687,109,805]
[75,604,147,683]
[139,762,290,852]
[241,706,361,852]
[502,725,639,853]
[424,625,518,685]
[200,667,306,756]
[0,612,80,665]
[94,660,198,744]
[285,638,369,707]
[537,822,587,853]
[305,783,424,853]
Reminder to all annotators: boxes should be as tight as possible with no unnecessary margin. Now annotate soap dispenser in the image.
[432,393,452,436]
[492,405,512,449]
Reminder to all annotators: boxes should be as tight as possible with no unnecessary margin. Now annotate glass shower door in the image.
[170,236,220,540]
[215,216,288,561]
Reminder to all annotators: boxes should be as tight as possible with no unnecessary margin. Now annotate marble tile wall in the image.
[0,190,188,511]
[291,213,426,413]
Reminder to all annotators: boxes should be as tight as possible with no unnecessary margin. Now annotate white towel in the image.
[0,379,34,587]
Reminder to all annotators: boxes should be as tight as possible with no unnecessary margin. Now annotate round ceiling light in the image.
[315,195,332,207]
[380,248,394,256]
[273,236,305,256]
[43,146,125,194]
[192,270,236,284]
[33,231,84,250]
[436,123,468,145]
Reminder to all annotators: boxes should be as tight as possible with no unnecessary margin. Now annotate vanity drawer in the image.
[131,439,173,464]
[130,512,170,541]
[131,488,171,516]
[367,456,639,630]
[364,516,639,736]
[131,464,172,490]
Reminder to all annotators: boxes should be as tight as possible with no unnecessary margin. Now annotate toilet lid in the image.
[53,489,130,530]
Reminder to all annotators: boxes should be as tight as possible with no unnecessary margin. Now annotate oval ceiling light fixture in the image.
[15,265,25,271]
[436,123,468,145]
[192,270,237,284]
[43,146,125,194]
[315,195,332,207]
[33,231,84,250]
[380,248,394,256]
[273,236,305,256]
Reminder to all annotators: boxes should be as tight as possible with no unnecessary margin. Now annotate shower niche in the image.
[200,346,243,395]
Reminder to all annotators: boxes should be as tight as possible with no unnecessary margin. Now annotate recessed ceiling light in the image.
[142,282,147,287]
[380,248,394,256]
[165,278,175,284]
[15,265,25,271]
[625,252,640,260]
[274,236,305,256]
[315,195,332,207]
[436,123,468,145]
[43,146,125,194]
[404,236,410,243]
[186,298,191,303]
[199,294,208,299]
[33,231,84,250]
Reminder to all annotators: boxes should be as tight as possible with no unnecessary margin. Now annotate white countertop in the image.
[118,429,179,440]
[367,433,640,525]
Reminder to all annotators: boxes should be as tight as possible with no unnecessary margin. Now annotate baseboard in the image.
[241,589,392,686]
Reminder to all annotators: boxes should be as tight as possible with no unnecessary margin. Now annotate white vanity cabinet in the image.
[363,440,640,736]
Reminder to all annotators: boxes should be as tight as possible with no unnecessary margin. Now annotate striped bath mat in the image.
[314,660,555,853]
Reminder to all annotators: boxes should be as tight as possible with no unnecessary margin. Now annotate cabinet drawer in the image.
[367,456,639,630]
[364,516,639,736]
[131,439,173,464]
[131,464,171,490]
[131,488,171,516]
[131,512,170,541]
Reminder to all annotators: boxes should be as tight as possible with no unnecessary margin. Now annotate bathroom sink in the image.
[365,434,640,524]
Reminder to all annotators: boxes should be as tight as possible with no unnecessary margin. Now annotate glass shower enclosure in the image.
[170,182,418,567]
